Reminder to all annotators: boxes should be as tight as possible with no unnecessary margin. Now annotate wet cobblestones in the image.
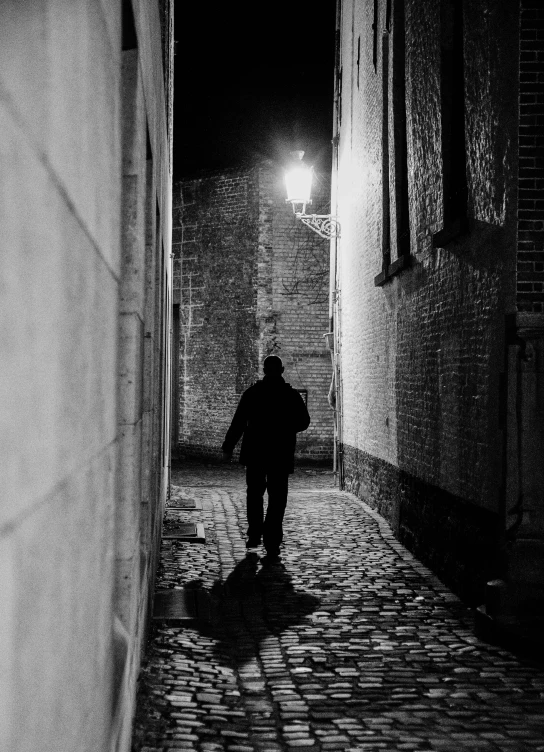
[132,464,544,752]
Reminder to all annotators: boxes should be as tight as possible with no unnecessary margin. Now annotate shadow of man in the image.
[184,553,320,667]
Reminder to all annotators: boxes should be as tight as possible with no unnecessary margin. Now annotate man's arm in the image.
[222,390,250,456]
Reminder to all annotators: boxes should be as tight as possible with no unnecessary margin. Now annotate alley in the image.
[132,464,544,752]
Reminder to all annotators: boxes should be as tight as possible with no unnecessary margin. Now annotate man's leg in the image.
[263,469,289,555]
[246,465,267,544]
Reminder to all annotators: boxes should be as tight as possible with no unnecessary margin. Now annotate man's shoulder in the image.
[243,379,300,398]
[246,380,262,390]
[243,379,294,397]
[241,381,262,397]
[282,382,301,395]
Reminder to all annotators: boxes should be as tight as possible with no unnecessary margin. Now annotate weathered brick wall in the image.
[336,0,519,602]
[517,0,544,313]
[173,168,260,459]
[173,162,333,463]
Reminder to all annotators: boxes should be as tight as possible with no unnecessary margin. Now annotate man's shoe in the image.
[265,548,280,560]
[246,538,261,549]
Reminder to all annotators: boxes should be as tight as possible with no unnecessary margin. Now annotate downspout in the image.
[330,0,344,488]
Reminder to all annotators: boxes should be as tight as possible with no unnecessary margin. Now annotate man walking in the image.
[222,355,311,559]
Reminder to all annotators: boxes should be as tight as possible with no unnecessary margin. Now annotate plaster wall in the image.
[0,2,173,750]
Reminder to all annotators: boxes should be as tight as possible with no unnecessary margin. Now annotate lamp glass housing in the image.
[285,164,313,208]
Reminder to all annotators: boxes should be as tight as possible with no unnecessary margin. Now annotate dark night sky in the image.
[172,1,337,180]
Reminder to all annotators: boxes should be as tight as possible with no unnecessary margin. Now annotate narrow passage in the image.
[132,464,544,752]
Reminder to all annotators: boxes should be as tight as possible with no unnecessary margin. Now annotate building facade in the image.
[333,0,543,629]
[172,161,334,465]
[0,2,173,750]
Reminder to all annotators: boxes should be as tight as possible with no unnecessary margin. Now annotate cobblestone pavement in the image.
[132,463,544,752]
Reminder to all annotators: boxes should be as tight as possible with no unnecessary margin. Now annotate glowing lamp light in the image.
[285,151,313,212]
[284,150,341,240]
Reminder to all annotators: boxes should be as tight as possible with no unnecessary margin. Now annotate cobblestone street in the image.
[132,463,544,752]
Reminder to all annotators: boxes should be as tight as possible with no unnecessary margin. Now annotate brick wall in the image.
[173,162,333,464]
[173,168,260,458]
[336,0,519,602]
[517,1,544,312]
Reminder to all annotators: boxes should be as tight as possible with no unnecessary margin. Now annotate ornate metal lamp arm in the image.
[296,212,341,239]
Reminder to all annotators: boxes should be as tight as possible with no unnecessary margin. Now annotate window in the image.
[432,0,468,247]
[375,0,411,287]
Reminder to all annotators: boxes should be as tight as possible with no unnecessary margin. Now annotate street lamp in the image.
[284,151,341,239]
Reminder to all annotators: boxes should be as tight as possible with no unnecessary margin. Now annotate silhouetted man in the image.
[222,355,310,560]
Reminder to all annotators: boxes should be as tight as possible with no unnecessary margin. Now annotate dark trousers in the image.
[246,465,289,552]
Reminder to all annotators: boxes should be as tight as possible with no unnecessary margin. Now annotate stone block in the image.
[0,444,116,752]
[116,420,143,561]
[0,2,122,275]
[115,543,142,636]
[118,312,144,426]
[120,173,147,319]
[0,106,118,528]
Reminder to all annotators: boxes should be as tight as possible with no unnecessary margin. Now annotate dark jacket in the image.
[222,376,311,473]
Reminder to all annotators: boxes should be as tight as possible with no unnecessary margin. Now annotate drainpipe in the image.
[329,0,344,489]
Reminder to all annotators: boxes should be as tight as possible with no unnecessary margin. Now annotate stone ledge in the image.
[162,522,206,542]
[516,311,544,332]
[374,254,410,287]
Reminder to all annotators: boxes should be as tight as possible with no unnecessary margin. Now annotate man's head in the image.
[263,355,284,376]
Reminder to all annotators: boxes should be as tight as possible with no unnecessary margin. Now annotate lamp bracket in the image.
[296,212,341,240]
